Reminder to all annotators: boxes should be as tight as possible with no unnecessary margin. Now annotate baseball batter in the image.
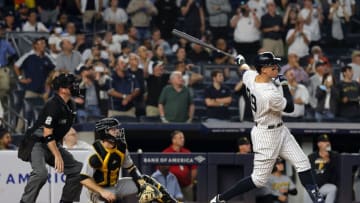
[210,52,324,203]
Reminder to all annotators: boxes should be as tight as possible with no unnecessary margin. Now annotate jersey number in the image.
[246,87,257,112]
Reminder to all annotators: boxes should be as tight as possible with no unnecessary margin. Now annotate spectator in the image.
[306,45,331,76]
[205,0,231,41]
[62,127,92,149]
[180,0,206,39]
[119,40,132,59]
[158,71,194,123]
[85,44,111,68]
[55,39,83,73]
[328,0,355,44]
[204,70,232,121]
[260,0,285,57]
[305,134,339,203]
[112,23,129,44]
[127,26,141,52]
[162,130,198,201]
[257,158,298,203]
[299,0,323,47]
[126,0,158,42]
[14,38,55,99]
[285,17,311,61]
[61,22,77,44]
[22,10,49,32]
[315,72,338,122]
[337,65,360,120]
[150,28,173,56]
[59,0,81,21]
[307,60,327,118]
[4,10,21,32]
[102,31,121,55]
[282,3,300,38]
[280,53,309,85]
[0,127,17,150]
[145,61,169,116]
[74,31,88,53]
[174,47,192,64]
[348,50,360,83]
[188,43,210,65]
[247,0,267,19]
[103,0,128,29]
[127,53,146,117]
[236,136,252,154]
[174,60,203,88]
[154,0,179,40]
[212,38,237,65]
[282,69,310,120]
[78,0,103,31]
[16,3,30,27]
[35,0,60,26]
[0,24,17,98]
[137,45,151,71]
[151,165,184,201]
[74,65,103,122]
[48,26,63,59]
[230,0,261,62]
[56,13,70,30]
[149,44,168,74]
[108,57,140,117]
[171,38,192,54]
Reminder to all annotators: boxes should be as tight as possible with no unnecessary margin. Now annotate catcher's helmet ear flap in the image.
[52,73,81,96]
[95,117,126,143]
[254,52,281,73]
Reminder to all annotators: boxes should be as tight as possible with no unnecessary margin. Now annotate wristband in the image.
[44,134,55,143]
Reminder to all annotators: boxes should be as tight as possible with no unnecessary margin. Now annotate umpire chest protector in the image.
[89,140,127,187]
[34,94,76,142]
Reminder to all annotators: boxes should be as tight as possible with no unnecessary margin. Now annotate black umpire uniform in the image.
[19,73,83,203]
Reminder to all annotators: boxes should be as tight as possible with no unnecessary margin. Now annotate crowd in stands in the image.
[0,0,359,127]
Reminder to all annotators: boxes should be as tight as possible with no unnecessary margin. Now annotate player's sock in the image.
[299,170,324,203]
[59,200,72,203]
[219,176,256,201]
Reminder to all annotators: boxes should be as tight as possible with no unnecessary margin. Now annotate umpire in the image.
[19,73,83,203]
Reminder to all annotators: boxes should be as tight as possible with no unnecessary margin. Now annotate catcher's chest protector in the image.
[89,141,126,187]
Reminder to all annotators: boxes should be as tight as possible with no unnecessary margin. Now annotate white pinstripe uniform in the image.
[243,69,311,187]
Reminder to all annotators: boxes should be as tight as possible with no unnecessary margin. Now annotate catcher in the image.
[80,117,179,203]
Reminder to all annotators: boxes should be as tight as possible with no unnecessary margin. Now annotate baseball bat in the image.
[172,29,234,58]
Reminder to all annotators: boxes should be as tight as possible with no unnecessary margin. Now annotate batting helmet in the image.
[253,52,281,73]
[95,117,126,144]
[52,73,80,96]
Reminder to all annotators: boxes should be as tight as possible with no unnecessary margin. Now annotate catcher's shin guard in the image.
[143,175,179,203]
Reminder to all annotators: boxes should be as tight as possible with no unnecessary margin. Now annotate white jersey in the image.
[242,70,286,126]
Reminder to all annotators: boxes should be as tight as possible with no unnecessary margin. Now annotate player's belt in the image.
[255,122,283,129]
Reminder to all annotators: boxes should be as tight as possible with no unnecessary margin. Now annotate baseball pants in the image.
[20,142,83,203]
[250,126,311,187]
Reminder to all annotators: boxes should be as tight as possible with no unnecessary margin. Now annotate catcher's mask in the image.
[52,73,81,97]
[95,117,126,144]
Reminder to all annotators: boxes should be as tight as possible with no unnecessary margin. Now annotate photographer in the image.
[74,64,104,122]
[230,0,261,62]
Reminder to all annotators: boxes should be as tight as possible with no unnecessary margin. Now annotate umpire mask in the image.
[52,73,81,97]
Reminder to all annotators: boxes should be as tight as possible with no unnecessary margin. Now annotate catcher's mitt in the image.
[138,182,163,203]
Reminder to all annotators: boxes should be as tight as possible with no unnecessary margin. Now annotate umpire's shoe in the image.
[210,194,226,203]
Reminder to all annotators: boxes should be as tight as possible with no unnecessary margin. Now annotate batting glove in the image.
[276,74,288,86]
[235,54,246,65]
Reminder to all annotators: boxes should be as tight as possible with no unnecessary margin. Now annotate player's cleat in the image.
[210,194,226,203]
